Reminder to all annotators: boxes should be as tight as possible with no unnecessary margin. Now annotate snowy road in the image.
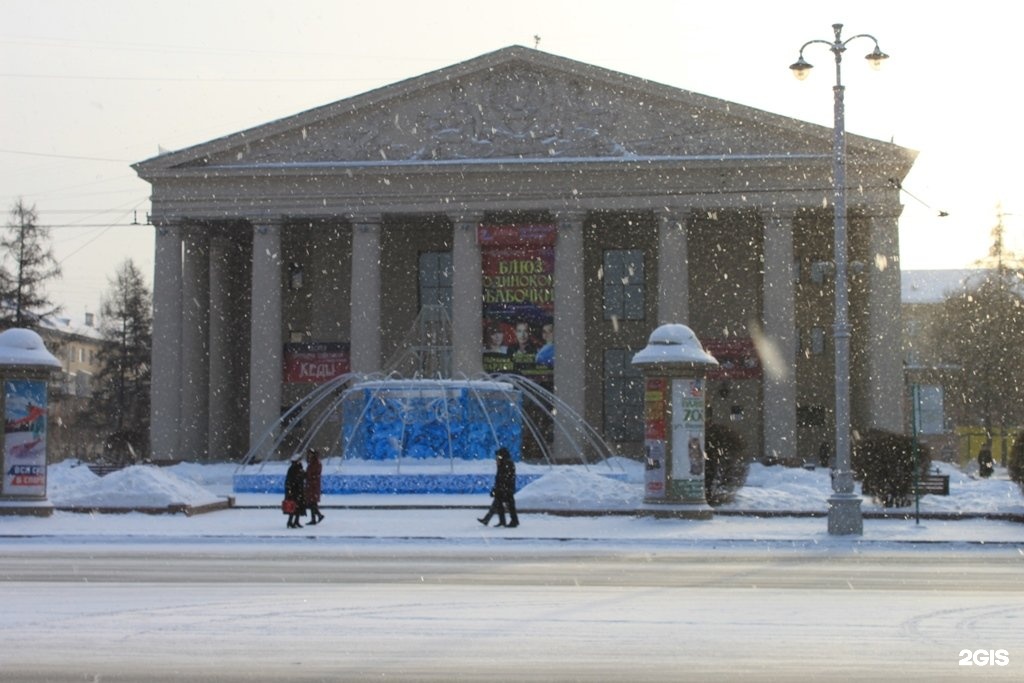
[1,544,1022,682]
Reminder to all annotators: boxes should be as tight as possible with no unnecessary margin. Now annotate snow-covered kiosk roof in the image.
[0,328,62,369]
[632,324,718,370]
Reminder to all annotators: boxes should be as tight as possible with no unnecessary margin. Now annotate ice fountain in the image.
[233,371,620,495]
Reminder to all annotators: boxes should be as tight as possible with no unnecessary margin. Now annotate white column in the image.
[452,214,483,377]
[657,210,690,325]
[208,234,231,460]
[350,218,382,373]
[249,220,283,449]
[150,221,183,461]
[554,211,586,458]
[180,227,210,461]
[864,211,904,432]
[762,208,798,463]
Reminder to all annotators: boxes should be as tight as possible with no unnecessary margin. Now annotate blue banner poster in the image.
[3,379,47,496]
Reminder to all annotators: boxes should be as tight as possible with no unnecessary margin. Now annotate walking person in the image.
[305,448,325,525]
[477,446,519,528]
[284,453,306,529]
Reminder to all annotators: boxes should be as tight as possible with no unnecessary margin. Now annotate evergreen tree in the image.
[91,259,152,463]
[0,199,61,329]
[933,212,1024,440]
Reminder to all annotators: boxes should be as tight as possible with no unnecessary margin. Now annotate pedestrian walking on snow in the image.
[305,448,325,525]
[284,454,306,529]
[478,446,519,528]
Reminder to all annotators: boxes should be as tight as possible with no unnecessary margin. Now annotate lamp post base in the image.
[827,494,863,535]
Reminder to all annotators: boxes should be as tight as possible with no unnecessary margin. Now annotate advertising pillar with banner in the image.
[478,224,555,389]
[643,377,668,499]
[632,324,718,518]
[670,377,708,502]
[0,328,61,517]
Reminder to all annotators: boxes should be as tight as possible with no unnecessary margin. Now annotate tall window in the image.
[418,251,452,317]
[913,384,945,435]
[603,249,645,321]
[604,349,645,441]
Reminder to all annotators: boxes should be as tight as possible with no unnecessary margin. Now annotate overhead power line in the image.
[0,147,132,163]
[0,72,387,84]
[889,179,950,218]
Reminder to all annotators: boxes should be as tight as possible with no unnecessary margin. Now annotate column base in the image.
[827,493,863,535]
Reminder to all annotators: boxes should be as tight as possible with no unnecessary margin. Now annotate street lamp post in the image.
[790,24,889,536]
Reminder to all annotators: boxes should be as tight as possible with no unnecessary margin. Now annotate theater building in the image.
[133,46,915,463]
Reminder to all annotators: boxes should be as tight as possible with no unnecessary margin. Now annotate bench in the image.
[915,473,950,496]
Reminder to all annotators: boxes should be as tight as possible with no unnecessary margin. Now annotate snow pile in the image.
[722,463,833,511]
[166,460,237,489]
[722,461,1024,514]
[46,459,100,495]
[50,464,225,509]
[517,468,642,510]
[600,456,646,482]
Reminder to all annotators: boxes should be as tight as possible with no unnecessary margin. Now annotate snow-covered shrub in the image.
[1009,430,1024,490]
[704,422,749,506]
[853,429,931,507]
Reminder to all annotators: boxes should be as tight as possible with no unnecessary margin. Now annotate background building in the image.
[38,312,104,460]
[134,46,915,463]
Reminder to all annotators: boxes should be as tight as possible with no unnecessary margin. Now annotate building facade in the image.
[38,312,105,460]
[134,46,915,463]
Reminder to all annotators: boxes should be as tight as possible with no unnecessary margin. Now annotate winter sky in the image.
[1,0,1020,318]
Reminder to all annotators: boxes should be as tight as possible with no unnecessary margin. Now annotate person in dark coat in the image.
[284,455,306,529]
[978,448,995,478]
[305,448,325,525]
[477,446,519,528]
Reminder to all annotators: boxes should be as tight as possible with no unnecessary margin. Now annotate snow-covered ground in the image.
[38,456,1024,514]
[0,457,1020,547]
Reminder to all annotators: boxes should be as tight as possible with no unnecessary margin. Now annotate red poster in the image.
[283,342,350,384]
[703,338,762,380]
[644,377,668,440]
[479,224,556,387]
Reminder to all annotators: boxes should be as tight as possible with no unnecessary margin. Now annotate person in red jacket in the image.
[305,448,325,525]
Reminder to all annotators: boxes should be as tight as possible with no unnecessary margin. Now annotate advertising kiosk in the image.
[0,328,61,517]
[632,324,718,518]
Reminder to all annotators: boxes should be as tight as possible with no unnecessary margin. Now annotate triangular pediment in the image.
[136,46,899,174]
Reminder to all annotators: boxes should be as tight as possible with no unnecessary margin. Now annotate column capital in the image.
[658,205,697,220]
[854,204,905,221]
[250,217,283,235]
[658,211,692,233]
[554,210,588,231]
[348,213,383,228]
[449,212,483,229]
[763,204,802,223]
[153,217,184,237]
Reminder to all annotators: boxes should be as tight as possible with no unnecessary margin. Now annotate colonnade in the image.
[150,206,902,462]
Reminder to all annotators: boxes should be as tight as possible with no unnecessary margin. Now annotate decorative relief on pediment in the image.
[214,65,814,166]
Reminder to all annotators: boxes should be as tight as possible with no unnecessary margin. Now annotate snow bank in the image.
[517,469,642,510]
[47,459,100,494]
[50,463,225,509]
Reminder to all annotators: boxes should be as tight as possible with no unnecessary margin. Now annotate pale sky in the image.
[1,0,1020,318]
